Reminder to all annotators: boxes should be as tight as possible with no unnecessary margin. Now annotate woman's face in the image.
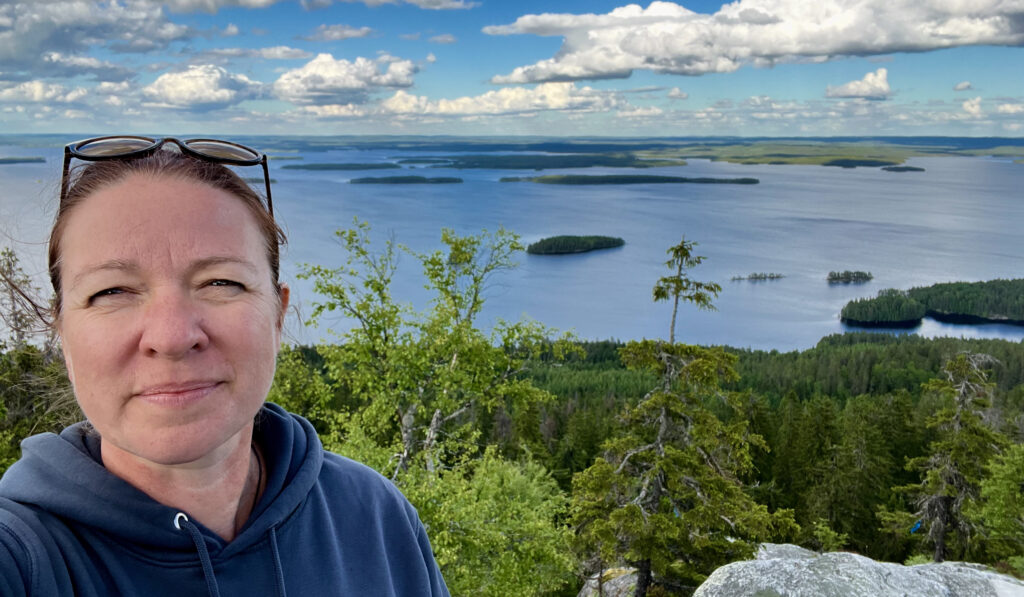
[57,173,288,467]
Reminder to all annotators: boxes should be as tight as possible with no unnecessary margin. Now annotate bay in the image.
[2,138,1022,351]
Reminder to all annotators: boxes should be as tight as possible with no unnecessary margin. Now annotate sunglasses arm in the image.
[261,156,273,217]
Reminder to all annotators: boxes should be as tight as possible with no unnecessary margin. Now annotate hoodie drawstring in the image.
[174,512,222,597]
[174,513,288,597]
[269,526,288,597]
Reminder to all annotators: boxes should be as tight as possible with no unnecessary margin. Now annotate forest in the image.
[2,230,1023,597]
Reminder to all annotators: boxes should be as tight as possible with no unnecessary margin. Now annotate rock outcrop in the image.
[577,567,637,597]
[694,544,1024,597]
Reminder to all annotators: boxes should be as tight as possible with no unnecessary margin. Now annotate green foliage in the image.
[405,449,576,597]
[526,236,625,255]
[907,279,1024,322]
[896,353,1009,562]
[572,341,796,594]
[976,443,1024,568]
[841,289,927,325]
[840,279,1024,326]
[827,270,873,284]
[811,519,849,553]
[294,220,578,594]
[904,554,932,566]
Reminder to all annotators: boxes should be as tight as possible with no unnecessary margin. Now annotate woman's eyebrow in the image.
[69,260,138,291]
[188,256,259,276]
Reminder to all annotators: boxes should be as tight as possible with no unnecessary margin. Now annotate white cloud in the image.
[826,68,891,100]
[96,81,133,94]
[618,106,663,118]
[400,33,422,40]
[300,103,368,118]
[429,34,457,44]
[142,64,261,109]
[302,24,374,41]
[0,1,196,77]
[379,82,625,116]
[0,81,86,103]
[274,53,418,105]
[196,46,312,61]
[954,81,972,91]
[668,87,688,100]
[426,53,437,63]
[223,23,240,36]
[997,103,1024,114]
[962,96,983,117]
[485,1,1024,83]
[161,0,281,12]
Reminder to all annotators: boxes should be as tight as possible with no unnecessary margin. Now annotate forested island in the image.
[732,272,785,281]
[828,270,873,283]
[282,163,400,170]
[502,174,760,185]
[842,279,1024,327]
[350,176,463,184]
[0,157,44,164]
[426,153,686,170]
[527,235,625,255]
[882,166,926,172]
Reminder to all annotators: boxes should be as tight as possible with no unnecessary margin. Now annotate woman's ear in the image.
[276,283,290,331]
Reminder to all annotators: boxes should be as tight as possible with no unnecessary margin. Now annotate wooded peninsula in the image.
[842,279,1024,327]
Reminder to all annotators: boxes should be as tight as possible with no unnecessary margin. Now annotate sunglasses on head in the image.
[61,136,273,216]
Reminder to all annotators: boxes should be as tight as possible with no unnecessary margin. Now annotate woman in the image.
[0,137,449,596]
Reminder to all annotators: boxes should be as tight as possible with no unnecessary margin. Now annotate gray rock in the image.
[694,544,1024,597]
[577,567,637,597]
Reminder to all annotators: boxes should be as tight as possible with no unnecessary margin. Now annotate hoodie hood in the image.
[0,402,323,561]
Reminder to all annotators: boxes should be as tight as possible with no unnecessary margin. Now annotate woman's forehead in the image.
[59,174,268,274]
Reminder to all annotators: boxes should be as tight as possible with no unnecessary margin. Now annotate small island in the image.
[822,159,900,168]
[504,174,759,185]
[396,158,453,165]
[282,163,400,170]
[828,270,873,284]
[732,273,785,281]
[881,166,926,172]
[430,153,686,170]
[527,235,625,255]
[350,176,463,184]
[0,157,45,164]
[840,278,1024,327]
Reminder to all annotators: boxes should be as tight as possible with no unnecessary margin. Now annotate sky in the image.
[0,0,1022,137]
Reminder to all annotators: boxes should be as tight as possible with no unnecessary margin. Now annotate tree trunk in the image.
[634,558,652,597]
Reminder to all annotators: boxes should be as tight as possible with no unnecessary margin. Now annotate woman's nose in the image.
[138,290,210,358]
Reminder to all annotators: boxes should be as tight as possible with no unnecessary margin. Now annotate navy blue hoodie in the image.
[0,403,449,596]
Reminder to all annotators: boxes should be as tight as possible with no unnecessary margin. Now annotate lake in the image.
[2,137,1022,351]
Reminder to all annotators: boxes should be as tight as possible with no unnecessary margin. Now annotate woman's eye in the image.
[206,279,246,291]
[88,288,126,303]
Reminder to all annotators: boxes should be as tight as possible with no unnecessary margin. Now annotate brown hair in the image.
[49,149,286,317]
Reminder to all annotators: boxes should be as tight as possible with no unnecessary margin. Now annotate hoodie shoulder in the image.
[0,497,73,596]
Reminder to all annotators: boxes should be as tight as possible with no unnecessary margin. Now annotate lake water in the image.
[2,138,1023,351]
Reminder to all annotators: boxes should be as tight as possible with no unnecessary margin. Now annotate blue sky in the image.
[0,0,1021,136]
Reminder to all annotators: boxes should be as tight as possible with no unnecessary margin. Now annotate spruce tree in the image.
[572,239,794,596]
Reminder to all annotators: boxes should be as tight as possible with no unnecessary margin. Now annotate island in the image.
[428,153,686,170]
[282,163,400,170]
[828,270,873,284]
[840,279,1024,327]
[881,166,926,172]
[822,159,900,168]
[350,176,463,184]
[527,235,625,255]
[732,273,785,281]
[0,157,45,164]
[503,174,759,185]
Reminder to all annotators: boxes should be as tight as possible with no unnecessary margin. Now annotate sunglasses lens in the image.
[186,140,260,163]
[74,137,156,157]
